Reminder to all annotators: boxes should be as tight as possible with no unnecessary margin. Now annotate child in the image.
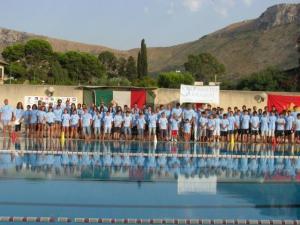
[183,119,191,142]
[260,111,269,143]
[23,105,31,137]
[159,112,168,141]
[37,105,46,138]
[268,111,277,143]
[294,113,300,144]
[81,108,92,140]
[61,108,70,138]
[113,110,123,140]
[136,112,146,141]
[123,111,132,140]
[93,110,102,140]
[148,111,158,141]
[199,112,208,142]
[213,114,221,142]
[220,114,229,142]
[170,114,179,142]
[276,113,286,144]
[207,114,215,143]
[241,110,250,143]
[103,111,113,140]
[45,107,55,139]
[70,109,80,139]
[29,104,38,138]
[250,111,260,143]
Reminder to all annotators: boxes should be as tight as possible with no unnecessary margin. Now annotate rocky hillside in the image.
[0,3,299,79]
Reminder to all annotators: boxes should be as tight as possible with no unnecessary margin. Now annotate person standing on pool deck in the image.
[14,102,24,139]
[70,109,80,139]
[220,114,229,142]
[92,109,102,140]
[268,111,277,143]
[0,99,15,138]
[113,110,123,140]
[159,112,168,141]
[81,108,93,140]
[136,112,146,141]
[53,99,63,138]
[23,105,31,137]
[285,110,294,143]
[199,111,208,142]
[294,113,300,144]
[29,104,38,138]
[250,111,260,143]
[241,110,250,143]
[45,107,55,139]
[123,111,132,140]
[37,105,47,138]
[276,113,286,144]
[148,110,158,141]
[207,114,215,143]
[103,111,113,140]
[260,111,269,143]
[61,108,71,138]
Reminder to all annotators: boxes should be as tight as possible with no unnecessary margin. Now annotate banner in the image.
[180,85,219,104]
[24,96,77,107]
[267,94,300,112]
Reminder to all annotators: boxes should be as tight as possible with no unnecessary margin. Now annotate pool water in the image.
[0,139,299,224]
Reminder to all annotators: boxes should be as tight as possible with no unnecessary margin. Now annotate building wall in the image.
[0,84,299,109]
[0,85,83,107]
[155,88,300,109]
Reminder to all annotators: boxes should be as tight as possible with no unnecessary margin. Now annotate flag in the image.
[267,94,300,112]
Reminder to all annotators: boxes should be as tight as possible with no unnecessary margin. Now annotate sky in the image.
[0,0,299,50]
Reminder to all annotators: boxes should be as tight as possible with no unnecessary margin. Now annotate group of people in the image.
[1,98,300,144]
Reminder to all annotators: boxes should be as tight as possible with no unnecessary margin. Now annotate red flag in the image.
[131,89,146,108]
[267,94,300,112]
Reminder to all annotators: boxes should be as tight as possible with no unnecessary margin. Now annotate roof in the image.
[79,85,157,90]
[0,59,8,65]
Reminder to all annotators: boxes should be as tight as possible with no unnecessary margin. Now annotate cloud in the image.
[167,1,175,15]
[214,7,228,17]
[182,0,203,12]
[243,0,253,6]
[210,0,235,18]
[144,6,149,14]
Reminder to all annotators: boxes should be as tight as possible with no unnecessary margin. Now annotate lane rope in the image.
[0,149,299,159]
[0,217,299,224]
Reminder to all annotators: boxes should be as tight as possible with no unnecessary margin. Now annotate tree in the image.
[158,71,194,88]
[140,39,148,76]
[2,44,25,62]
[7,62,27,79]
[137,51,142,78]
[47,61,70,85]
[236,67,287,91]
[126,56,137,80]
[137,39,148,78]
[184,53,225,82]
[59,51,105,84]
[117,57,127,76]
[25,39,53,61]
[98,51,117,77]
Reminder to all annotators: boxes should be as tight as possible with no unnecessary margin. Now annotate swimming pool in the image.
[0,139,299,224]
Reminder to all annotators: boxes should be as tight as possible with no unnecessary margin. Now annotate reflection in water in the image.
[0,150,299,182]
[1,138,300,156]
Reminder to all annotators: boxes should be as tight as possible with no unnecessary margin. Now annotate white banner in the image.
[180,85,220,105]
[24,96,78,107]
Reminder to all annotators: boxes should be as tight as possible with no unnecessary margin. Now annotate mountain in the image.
[0,3,299,80]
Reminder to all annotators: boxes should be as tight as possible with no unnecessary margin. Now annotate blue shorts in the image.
[94,127,101,135]
[124,127,131,135]
[82,126,91,135]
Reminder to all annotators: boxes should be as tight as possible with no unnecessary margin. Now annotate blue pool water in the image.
[0,139,300,224]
